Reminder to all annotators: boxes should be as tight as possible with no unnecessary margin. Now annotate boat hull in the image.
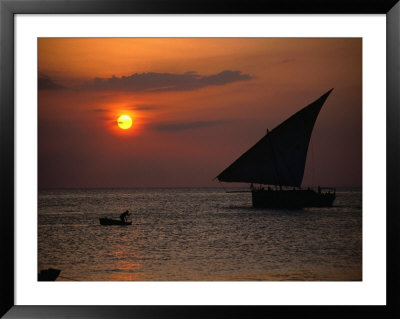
[99,218,132,226]
[38,268,61,281]
[252,189,335,209]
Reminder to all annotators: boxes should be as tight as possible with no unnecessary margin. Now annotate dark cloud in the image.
[153,120,226,132]
[38,75,63,90]
[280,58,296,64]
[92,108,108,113]
[92,105,157,114]
[85,70,252,92]
[130,105,158,111]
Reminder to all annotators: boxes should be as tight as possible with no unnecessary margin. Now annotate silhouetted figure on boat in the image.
[120,210,130,222]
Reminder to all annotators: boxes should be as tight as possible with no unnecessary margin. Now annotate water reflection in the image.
[39,188,362,281]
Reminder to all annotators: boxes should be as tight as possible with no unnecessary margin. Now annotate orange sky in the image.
[38,38,362,188]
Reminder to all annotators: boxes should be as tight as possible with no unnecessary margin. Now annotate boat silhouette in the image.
[38,268,61,281]
[99,217,132,226]
[217,89,336,209]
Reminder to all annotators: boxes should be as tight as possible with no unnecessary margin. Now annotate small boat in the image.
[99,217,132,226]
[217,89,336,209]
[38,268,61,281]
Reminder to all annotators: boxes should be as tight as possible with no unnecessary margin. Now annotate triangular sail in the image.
[217,89,333,187]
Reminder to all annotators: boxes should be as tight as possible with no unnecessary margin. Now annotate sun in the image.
[117,114,133,130]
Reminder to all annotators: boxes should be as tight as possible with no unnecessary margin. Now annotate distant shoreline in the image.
[38,186,363,191]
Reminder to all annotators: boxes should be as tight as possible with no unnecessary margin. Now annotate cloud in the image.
[38,75,63,90]
[85,70,252,92]
[153,120,226,132]
[92,105,157,114]
[92,108,108,113]
[280,58,296,64]
[130,105,158,111]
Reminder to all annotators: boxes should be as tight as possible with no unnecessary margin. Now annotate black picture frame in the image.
[1,0,399,318]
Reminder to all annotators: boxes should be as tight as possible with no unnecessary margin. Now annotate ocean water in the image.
[38,188,362,281]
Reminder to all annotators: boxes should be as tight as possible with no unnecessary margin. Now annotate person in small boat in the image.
[120,210,130,222]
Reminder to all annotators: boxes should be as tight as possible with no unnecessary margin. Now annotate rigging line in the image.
[268,130,296,188]
[310,136,315,187]
[267,131,281,187]
[274,139,299,188]
[218,181,228,193]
